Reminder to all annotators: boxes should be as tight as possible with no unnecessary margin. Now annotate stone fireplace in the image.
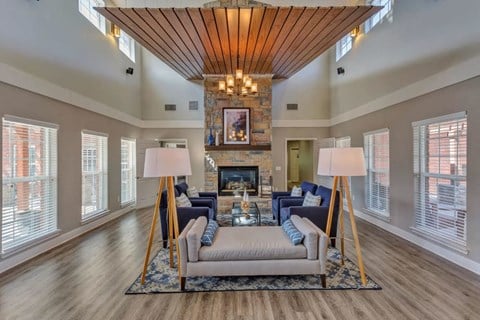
[218,166,259,196]
[203,75,273,212]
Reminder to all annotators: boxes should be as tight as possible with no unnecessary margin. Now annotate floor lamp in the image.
[141,147,192,287]
[318,147,368,285]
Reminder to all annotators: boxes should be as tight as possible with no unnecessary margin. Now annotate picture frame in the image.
[223,108,250,145]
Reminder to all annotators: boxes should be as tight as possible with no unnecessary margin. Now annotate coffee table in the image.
[231,201,261,226]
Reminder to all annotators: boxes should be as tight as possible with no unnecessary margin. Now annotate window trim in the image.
[120,137,136,206]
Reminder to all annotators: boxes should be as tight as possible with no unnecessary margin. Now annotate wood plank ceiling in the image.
[96,6,381,80]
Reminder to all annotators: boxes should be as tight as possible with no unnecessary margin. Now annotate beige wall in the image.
[330,76,480,263]
[330,0,480,117]
[0,0,142,118]
[0,82,141,235]
[272,127,330,191]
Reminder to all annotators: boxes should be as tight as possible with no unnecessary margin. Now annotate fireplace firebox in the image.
[218,166,259,196]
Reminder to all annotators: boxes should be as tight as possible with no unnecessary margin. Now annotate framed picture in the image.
[223,108,250,144]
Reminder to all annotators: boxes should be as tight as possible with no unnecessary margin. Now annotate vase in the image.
[208,127,215,145]
[215,131,220,146]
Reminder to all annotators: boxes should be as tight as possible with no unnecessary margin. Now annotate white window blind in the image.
[335,34,352,62]
[2,117,58,254]
[413,112,467,251]
[82,131,108,220]
[121,138,136,205]
[365,0,393,33]
[335,136,351,148]
[119,30,136,62]
[78,0,106,34]
[364,129,390,217]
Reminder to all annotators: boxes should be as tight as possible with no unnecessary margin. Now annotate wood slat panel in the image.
[96,6,380,79]
[186,8,222,74]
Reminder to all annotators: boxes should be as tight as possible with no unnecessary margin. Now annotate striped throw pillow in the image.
[176,193,192,207]
[290,186,302,196]
[302,191,321,207]
[187,186,200,198]
[282,219,304,245]
[201,220,219,246]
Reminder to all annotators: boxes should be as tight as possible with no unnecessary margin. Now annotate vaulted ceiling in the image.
[96,5,380,80]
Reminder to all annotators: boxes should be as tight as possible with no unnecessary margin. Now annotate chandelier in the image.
[218,69,258,96]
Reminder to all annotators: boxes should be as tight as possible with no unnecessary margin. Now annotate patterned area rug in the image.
[126,214,381,294]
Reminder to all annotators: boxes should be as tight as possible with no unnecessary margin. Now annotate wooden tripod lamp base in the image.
[318,148,368,286]
[140,148,192,287]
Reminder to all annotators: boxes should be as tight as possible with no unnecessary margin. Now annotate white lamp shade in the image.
[143,148,192,178]
[317,147,366,177]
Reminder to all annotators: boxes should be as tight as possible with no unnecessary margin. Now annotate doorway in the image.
[285,139,315,190]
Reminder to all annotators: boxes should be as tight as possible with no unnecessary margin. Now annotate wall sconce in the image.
[111,24,121,38]
[350,26,360,38]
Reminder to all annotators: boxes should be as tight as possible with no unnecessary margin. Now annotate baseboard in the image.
[0,206,135,275]
[355,209,480,276]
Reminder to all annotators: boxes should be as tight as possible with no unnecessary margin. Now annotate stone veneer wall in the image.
[204,76,273,212]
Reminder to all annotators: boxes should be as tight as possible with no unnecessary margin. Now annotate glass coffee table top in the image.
[231,201,261,226]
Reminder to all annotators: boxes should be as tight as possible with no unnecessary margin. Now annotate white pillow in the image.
[291,186,302,196]
[302,191,321,207]
[187,186,200,198]
[176,193,192,207]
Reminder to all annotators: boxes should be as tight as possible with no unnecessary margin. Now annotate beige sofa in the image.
[178,215,329,290]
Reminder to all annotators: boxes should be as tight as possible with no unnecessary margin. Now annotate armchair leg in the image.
[320,274,326,288]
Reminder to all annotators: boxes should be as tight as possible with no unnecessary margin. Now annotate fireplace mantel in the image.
[205,145,271,151]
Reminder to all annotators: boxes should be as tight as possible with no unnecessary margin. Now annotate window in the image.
[121,138,136,205]
[79,0,106,34]
[335,34,352,62]
[413,112,467,251]
[2,116,58,254]
[82,131,108,220]
[119,30,136,62]
[364,129,390,218]
[365,0,393,33]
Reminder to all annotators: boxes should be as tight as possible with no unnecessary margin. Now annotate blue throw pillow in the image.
[282,219,304,245]
[201,220,219,246]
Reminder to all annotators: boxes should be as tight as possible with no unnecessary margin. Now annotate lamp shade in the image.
[317,147,366,177]
[143,148,192,178]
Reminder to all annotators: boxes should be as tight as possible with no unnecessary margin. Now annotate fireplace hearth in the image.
[218,166,259,196]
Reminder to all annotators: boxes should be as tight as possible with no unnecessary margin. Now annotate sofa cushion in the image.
[198,227,307,261]
[201,220,218,246]
[282,219,304,245]
[300,181,318,195]
[187,217,208,262]
[290,186,302,196]
[187,186,200,198]
[176,193,192,207]
[302,191,321,207]
[290,215,318,260]
[175,182,189,196]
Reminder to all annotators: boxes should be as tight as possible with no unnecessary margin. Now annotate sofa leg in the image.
[320,274,326,288]
[162,240,167,249]
[330,238,336,248]
[180,277,186,291]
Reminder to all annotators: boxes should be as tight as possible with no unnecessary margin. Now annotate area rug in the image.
[126,214,381,294]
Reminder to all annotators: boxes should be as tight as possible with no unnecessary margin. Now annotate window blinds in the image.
[413,112,467,250]
[2,117,58,253]
[81,132,108,220]
[120,138,136,205]
[364,129,390,217]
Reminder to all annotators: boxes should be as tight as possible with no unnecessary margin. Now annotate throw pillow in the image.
[187,186,200,198]
[290,186,302,197]
[302,191,321,207]
[282,219,304,245]
[201,220,219,246]
[176,193,192,207]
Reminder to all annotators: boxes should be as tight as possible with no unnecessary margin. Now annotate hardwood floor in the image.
[1,207,480,320]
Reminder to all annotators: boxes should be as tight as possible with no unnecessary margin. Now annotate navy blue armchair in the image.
[279,185,340,247]
[160,183,217,248]
[271,181,318,224]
